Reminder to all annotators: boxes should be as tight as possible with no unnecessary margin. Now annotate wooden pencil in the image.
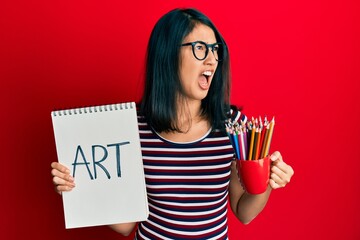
[239,128,246,160]
[233,129,240,160]
[248,121,256,160]
[252,126,259,160]
[263,117,275,157]
[260,123,270,158]
[258,119,267,158]
[254,125,262,160]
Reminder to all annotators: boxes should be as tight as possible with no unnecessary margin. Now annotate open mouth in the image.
[199,70,213,90]
[203,70,212,79]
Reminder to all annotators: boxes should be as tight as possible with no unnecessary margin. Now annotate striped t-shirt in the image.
[136,109,244,240]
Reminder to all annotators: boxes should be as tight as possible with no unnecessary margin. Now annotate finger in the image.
[269,179,281,189]
[53,176,75,195]
[271,164,285,177]
[53,176,75,187]
[51,162,70,174]
[272,161,294,178]
[270,172,287,188]
[271,165,292,185]
[53,176,66,186]
[51,168,74,182]
[270,151,283,162]
[55,184,74,193]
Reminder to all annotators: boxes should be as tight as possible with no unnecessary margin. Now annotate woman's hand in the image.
[269,151,294,189]
[51,162,75,194]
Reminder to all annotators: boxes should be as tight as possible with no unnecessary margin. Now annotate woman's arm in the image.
[228,151,294,224]
[228,161,272,224]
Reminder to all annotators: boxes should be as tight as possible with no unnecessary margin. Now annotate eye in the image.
[194,43,205,51]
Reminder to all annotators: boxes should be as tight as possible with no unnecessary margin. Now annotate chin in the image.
[197,92,209,100]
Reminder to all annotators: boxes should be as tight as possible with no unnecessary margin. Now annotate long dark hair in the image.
[140,8,231,133]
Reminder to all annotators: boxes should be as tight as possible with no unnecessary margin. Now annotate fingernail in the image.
[270,155,277,161]
[69,176,74,181]
[65,169,70,174]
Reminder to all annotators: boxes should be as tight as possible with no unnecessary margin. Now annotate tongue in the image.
[199,76,209,90]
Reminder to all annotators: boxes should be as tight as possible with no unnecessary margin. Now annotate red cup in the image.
[238,156,270,194]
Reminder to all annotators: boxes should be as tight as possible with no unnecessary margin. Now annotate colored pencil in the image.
[226,115,275,161]
[260,123,269,158]
[258,118,267,158]
[263,117,275,157]
[252,126,259,160]
[254,125,262,160]
[248,122,256,160]
[239,128,246,160]
[241,121,248,159]
[233,130,240,160]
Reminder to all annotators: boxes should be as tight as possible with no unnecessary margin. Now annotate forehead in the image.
[183,24,217,43]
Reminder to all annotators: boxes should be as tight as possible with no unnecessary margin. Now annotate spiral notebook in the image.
[51,102,148,229]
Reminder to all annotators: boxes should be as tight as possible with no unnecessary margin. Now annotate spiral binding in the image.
[52,102,134,117]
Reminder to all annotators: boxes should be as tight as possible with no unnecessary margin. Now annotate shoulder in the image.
[228,105,247,124]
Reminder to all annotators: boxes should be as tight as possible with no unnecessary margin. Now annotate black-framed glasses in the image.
[181,41,223,61]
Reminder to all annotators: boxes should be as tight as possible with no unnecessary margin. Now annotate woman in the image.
[51,8,294,239]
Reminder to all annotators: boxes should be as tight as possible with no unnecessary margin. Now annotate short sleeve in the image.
[228,105,247,125]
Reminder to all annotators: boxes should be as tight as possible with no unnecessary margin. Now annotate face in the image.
[179,24,219,103]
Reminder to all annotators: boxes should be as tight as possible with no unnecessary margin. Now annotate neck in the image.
[159,100,211,142]
[175,99,204,133]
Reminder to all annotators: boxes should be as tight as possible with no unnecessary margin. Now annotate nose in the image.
[204,48,217,65]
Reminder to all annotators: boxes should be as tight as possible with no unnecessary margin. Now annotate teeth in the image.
[203,71,212,77]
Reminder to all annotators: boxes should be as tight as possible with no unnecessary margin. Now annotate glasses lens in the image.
[213,44,223,61]
[191,42,224,61]
[193,42,207,60]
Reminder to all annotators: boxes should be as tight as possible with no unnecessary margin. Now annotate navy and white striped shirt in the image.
[136,109,243,240]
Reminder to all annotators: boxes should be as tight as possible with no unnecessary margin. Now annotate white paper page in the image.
[51,102,148,229]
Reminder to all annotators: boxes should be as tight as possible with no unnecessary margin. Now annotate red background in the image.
[1,0,359,239]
